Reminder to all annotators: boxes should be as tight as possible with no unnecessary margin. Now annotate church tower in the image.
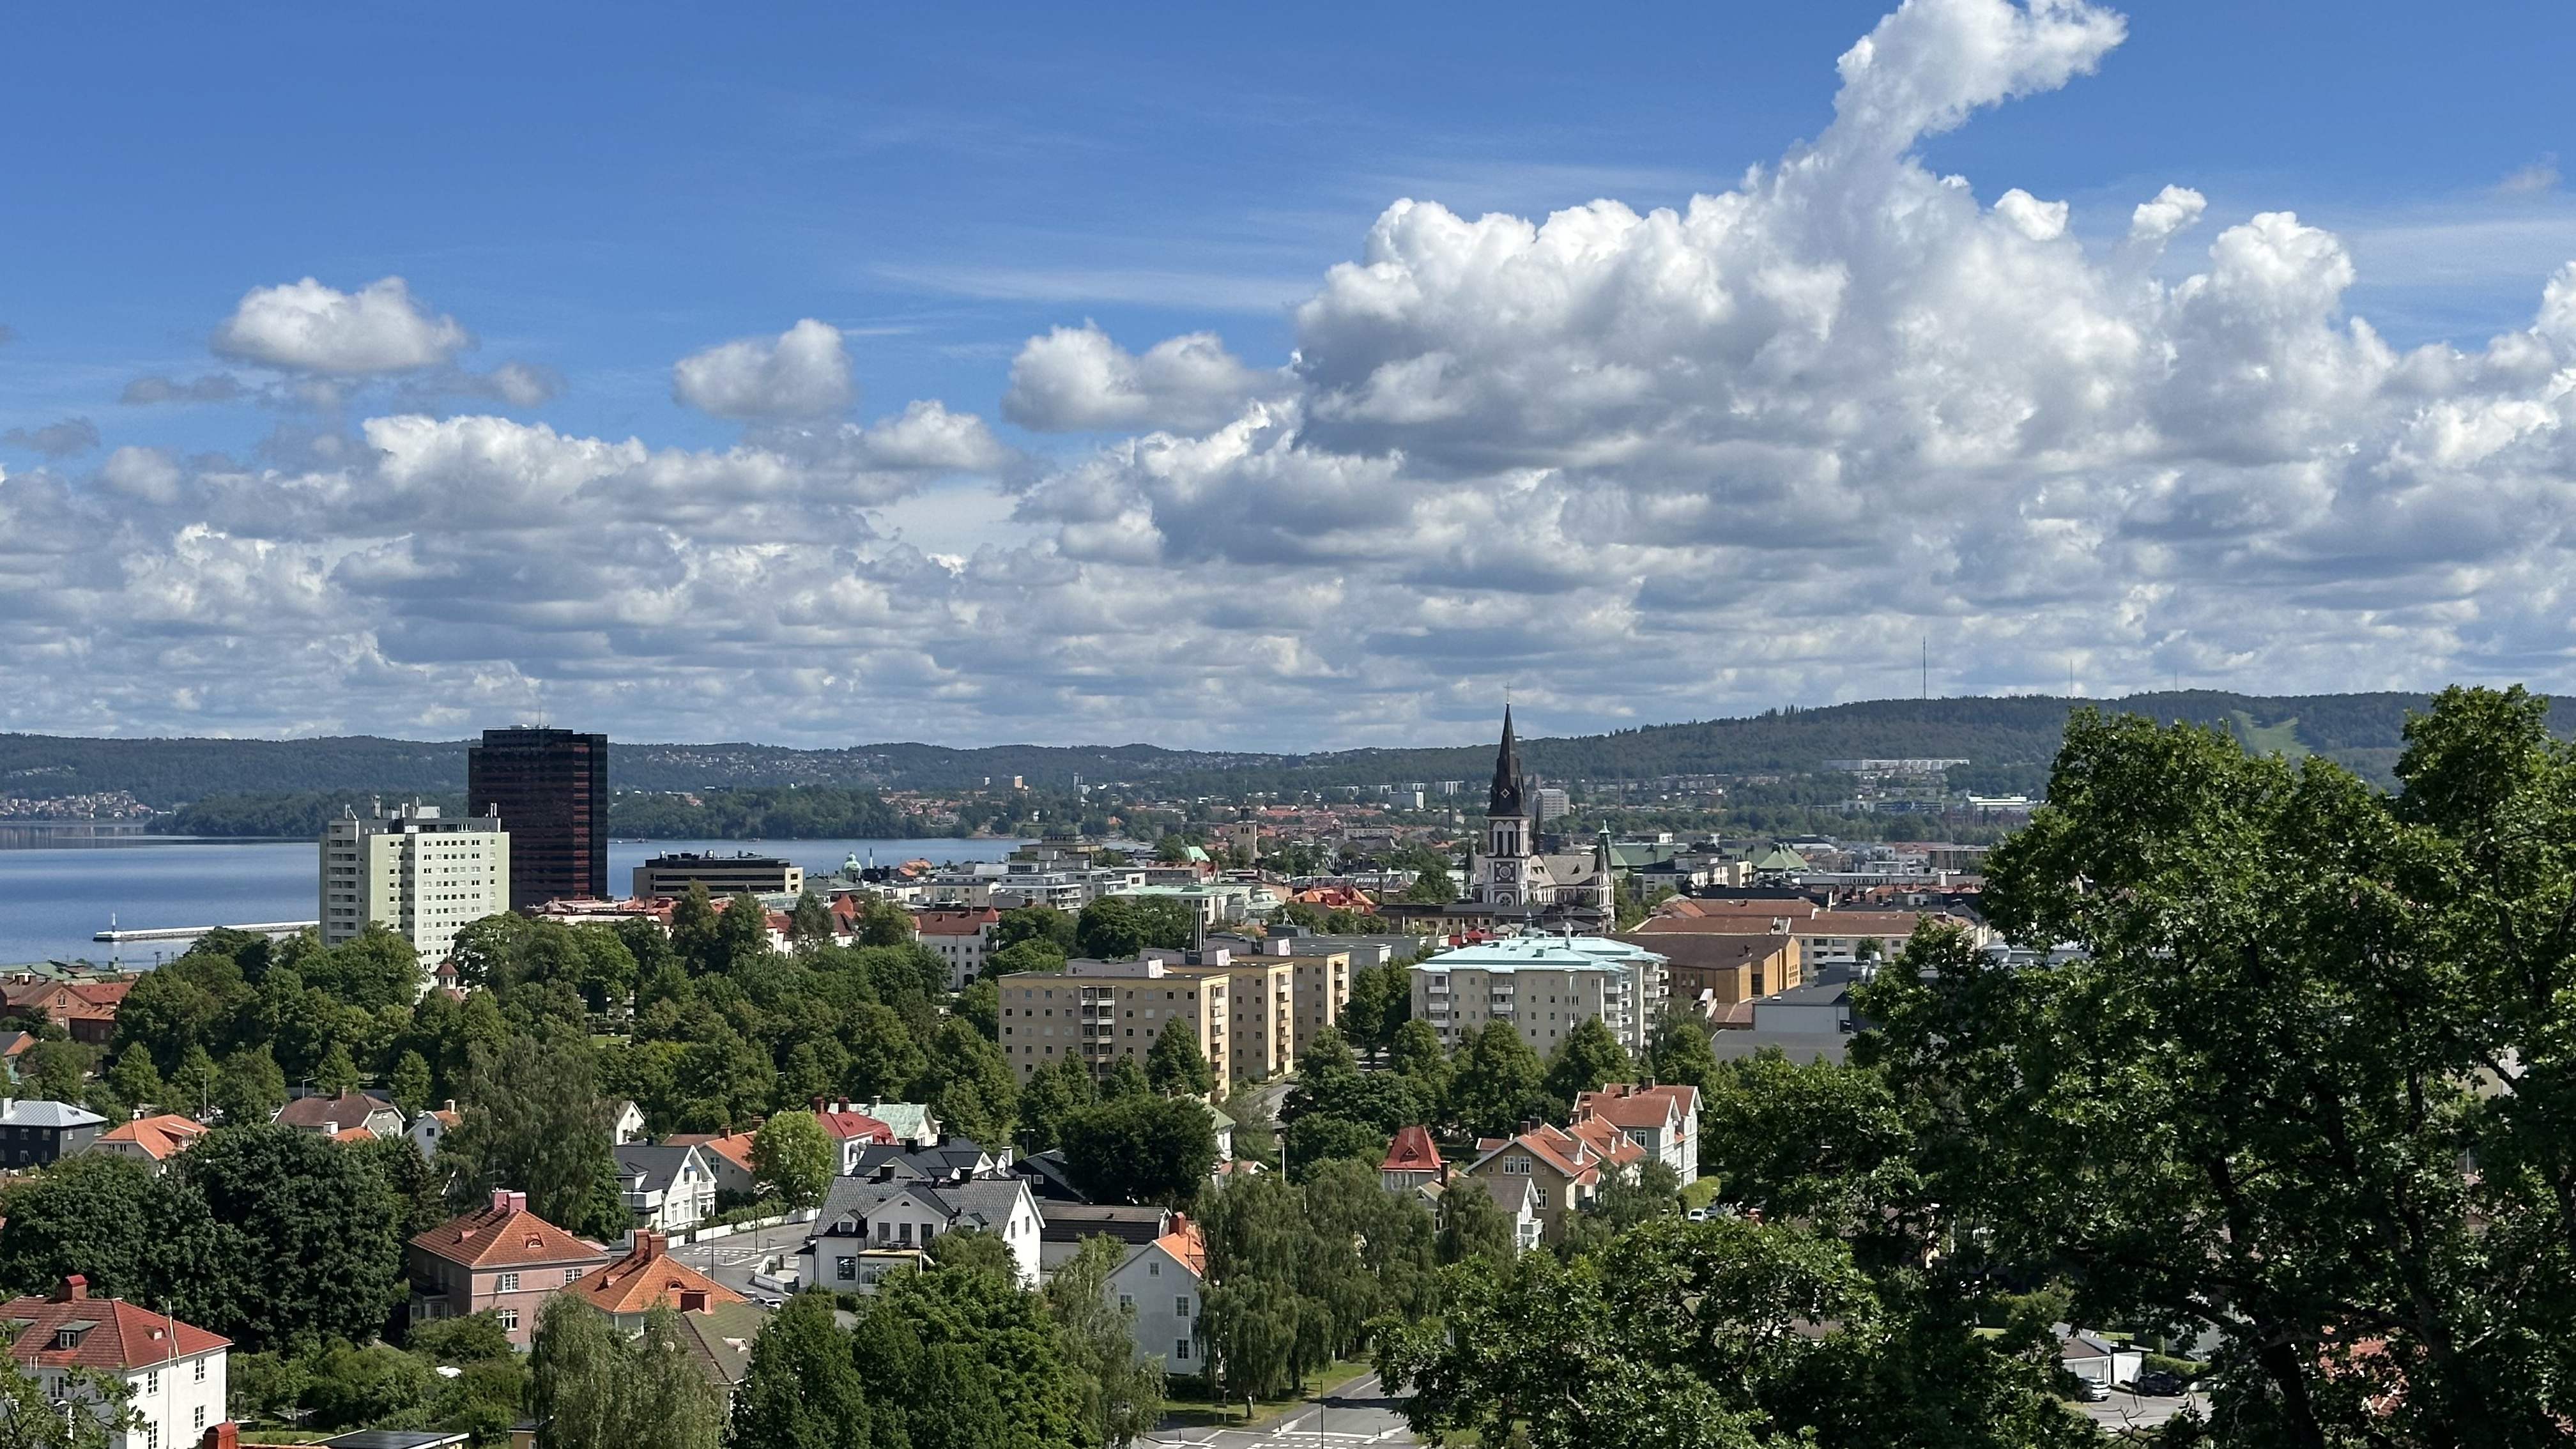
[1480,707,1533,905]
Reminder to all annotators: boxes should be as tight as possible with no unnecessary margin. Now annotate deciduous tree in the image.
[750,1110,832,1209]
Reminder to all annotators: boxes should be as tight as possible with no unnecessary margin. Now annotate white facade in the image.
[1107,1238,1204,1374]
[321,803,509,969]
[1411,937,1667,1054]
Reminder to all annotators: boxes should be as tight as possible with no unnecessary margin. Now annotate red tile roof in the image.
[669,1130,756,1174]
[915,908,1000,937]
[0,1280,226,1370]
[411,1191,608,1269]
[1574,1083,1700,1130]
[810,1100,893,1144]
[97,1114,209,1162]
[1154,1215,1207,1278]
[275,1091,395,1133]
[1380,1125,1442,1175]
[572,1232,743,1315]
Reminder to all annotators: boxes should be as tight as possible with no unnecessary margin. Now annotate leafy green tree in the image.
[841,1002,926,1102]
[174,1123,406,1351]
[1043,1234,1165,1446]
[167,1043,218,1117]
[1436,1177,1516,1264]
[299,924,422,1011]
[850,1259,1082,1449]
[1560,1160,1682,1261]
[914,1019,1016,1147]
[314,1041,362,1097]
[1643,1009,1720,1096]
[955,978,1000,1039]
[17,1041,85,1104]
[993,905,1075,953]
[0,1154,168,1301]
[0,1344,131,1449]
[751,1110,833,1209]
[855,898,914,949]
[924,1227,1015,1277]
[1059,1095,1218,1207]
[440,1035,626,1240]
[389,1049,434,1116]
[213,1044,286,1123]
[786,891,835,947]
[1013,1055,1096,1154]
[981,938,1066,981]
[1860,689,2576,1446]
[1540,1016,1633,1108]
[530,1298,721,1449]
[728,1292,885,1449]
[303,1340,436,1428]
[1199,1162,1434,1400]
[408,1308,517,1365]
[1101,1054,1151,1101]
[1698,1048,1912,1234]
[354,1131,451,1239]
[1340,958,1411,1050]
[1282,1113,1383,1183]
[1073,898,1193,960]
[103,1044,163,1114]
[1390,1018,1451,1103]
[1146,1020,1214,1097]
[1444,1022,1546,1138]
[1377,1216,2086,1449]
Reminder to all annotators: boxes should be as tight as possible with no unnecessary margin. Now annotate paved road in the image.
[668,1221,812,1298]
[2074,1388,2207,1432]
[1146,1373,1416,1449]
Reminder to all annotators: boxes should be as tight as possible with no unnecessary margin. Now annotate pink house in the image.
[407,1189,611,1347]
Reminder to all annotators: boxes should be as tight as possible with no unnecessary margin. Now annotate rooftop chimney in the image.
[490,1188,527,1215]
[59,1275,85,1301]
[637,1231,666,1261]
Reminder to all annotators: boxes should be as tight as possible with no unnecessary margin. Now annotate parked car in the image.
[2132,1370,2186,1397]
[2076,1381,2111,1402]
[1685,1207,1712,1222]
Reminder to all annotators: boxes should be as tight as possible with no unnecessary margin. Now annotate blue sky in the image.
[6,1,2576,747]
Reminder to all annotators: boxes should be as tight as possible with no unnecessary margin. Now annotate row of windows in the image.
[490,1267,585,1292]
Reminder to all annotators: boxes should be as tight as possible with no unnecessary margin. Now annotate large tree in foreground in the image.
[1863,687,2576,1448]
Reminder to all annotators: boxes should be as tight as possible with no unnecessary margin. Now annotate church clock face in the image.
[1491,862,1514,881]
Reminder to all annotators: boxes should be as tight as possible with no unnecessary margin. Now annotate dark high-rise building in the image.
[466,728,609,909]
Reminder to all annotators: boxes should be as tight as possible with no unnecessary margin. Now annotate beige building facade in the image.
[322,802,509,969]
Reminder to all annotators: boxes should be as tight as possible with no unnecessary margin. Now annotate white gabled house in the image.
[1103,1215,1207,1376]
[1,1276,230,1449]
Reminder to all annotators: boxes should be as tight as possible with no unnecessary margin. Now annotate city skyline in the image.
[8,0,2576,750]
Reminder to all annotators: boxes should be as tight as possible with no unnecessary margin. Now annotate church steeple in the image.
[1487,706,1526,819]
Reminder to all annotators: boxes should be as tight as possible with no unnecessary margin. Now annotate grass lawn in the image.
[1160,1358,1378,1430]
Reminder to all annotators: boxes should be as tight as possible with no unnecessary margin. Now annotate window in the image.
[1119,1294,1133,1310]
[1147,1261,1160,1276]
[1176,1340,1192,1361]
[1535,1186,1550,1209]
[838,1256,858,1282]
[193,1361,205,1384]
[496,1272,520,1292]
[898,1222,913,1245]
[564,1268,585,1284]
[146,1370,160,1393]
[1176,1296,1192,1318]
[497,1308,520,1330]
[193,1407,206,1432]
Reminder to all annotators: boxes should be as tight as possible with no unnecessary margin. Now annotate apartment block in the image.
[1409,936,1667,1054]
[321,802,510,969]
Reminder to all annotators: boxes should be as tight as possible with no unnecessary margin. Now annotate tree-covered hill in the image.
[1,689,2547,808]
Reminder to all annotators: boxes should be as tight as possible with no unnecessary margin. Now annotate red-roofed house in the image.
[914,907,1002,990]
[91,1114,211,1176]
[3,979,134,1045]
[570,1230,744,1331]
[1465,1122,1643,1243]
[1573,1082,1703,1181]
[0,1276,229,1449]
[1379,1125,1444,1193]
[811,1098,896,1175]
[408,1189,613,1346]
[273,1091,404,1140]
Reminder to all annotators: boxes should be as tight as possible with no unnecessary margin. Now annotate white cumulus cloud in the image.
[671,319,855,418]
[211,277,471,372]
[1002,323,1284,433]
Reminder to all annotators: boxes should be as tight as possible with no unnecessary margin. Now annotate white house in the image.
[1,1277,229,1449]
[614,1142,717,1232]
[1104,1216,1207,1376]
[409,1101,461,1159]
[2058,1329,2146,1388]
[1462,1174,1544,1254]
[799,1175,1043,1289]
[1571,1082,1702,1182]
[610,1099,648,1145]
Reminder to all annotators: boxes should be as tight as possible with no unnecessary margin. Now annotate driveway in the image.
[1147,1372,1417,1449]
[2074,1388,2207,1433]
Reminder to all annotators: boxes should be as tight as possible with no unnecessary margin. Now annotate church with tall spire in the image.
[1468,706,1613,924]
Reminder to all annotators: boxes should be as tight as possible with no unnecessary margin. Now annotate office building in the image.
[322,802,509,967]
[995,941,1353,1091]
[632,852,803,900]
[466,727,609,908]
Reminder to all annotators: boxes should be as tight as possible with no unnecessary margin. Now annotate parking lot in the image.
[666,1219,812,1300]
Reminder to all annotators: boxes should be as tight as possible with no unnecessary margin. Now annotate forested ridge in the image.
[5,689,2544,809]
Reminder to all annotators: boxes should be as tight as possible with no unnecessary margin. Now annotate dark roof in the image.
[1039,1203,1169,1244]
[613,1142,705,1193]
[315,1433,470,1449]
[1011,1150,1089,1202]
[1488,707,1526,818]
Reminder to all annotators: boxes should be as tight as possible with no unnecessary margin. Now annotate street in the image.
[1147,1372,1418,1449]
[667,1220,813,1298]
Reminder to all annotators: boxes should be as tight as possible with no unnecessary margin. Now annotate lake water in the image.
[0,835,1030,968]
